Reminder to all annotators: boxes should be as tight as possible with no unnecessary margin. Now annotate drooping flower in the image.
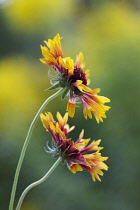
[40,112,108,181]
[40,34,111,123]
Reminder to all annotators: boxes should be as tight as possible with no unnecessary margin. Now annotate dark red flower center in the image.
[69,67,87,85]
[58,140,80,163]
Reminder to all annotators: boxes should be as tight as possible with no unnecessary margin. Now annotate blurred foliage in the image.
[0,0,140,210]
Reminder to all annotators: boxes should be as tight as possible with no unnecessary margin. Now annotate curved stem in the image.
[16,157,61,210]
[9,88,63,210]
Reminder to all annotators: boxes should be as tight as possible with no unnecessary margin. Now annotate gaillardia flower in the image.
[40,34,111,123]
[40,112,108,181]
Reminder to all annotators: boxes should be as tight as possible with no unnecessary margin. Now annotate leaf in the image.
[44,83,60,91]
[61,87,69,100]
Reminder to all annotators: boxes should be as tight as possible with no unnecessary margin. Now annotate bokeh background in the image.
[0,0,140,209]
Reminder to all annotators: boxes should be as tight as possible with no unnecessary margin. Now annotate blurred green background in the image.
[0,0,140,210]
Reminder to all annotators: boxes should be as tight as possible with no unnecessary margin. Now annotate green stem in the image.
[16,157,61,210]
[9,88,63,210]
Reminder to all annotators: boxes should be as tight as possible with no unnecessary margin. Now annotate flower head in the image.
[40,112,108,181]
[40,34,111,123]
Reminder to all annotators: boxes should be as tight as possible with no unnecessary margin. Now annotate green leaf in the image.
[44,83,60,91]
[61,87,69,100]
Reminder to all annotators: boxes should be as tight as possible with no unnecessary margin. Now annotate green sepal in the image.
[44,83,60,91]
[61,87,69,100]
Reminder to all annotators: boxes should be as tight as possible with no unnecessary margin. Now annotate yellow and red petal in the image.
[85,69,90,78]
[67,101,76,118]
[80,139,103,153]
[56,112,68,127]
[59,56,74,77]
[73,80,91,92]
[90,88,101,95]
[79,90,111,122]
[74,130,91,150]
[97,95,111,103]
[78,129,84,141]
[40,112,54,130]
[69,162,83,174]
[44,34,63,58]
[40,45,58,66]
[92,106,110,124]
[74,138,91,150]
[82,153,108,181]
[66,95,76,118]
[75,52,85,69]
[83,107,93,119]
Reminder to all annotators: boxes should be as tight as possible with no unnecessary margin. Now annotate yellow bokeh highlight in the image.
[0,57,43,133]
[77,2,140,77]
[81,3,140,44]
[3,0,74,32]
[0,58,37,109]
